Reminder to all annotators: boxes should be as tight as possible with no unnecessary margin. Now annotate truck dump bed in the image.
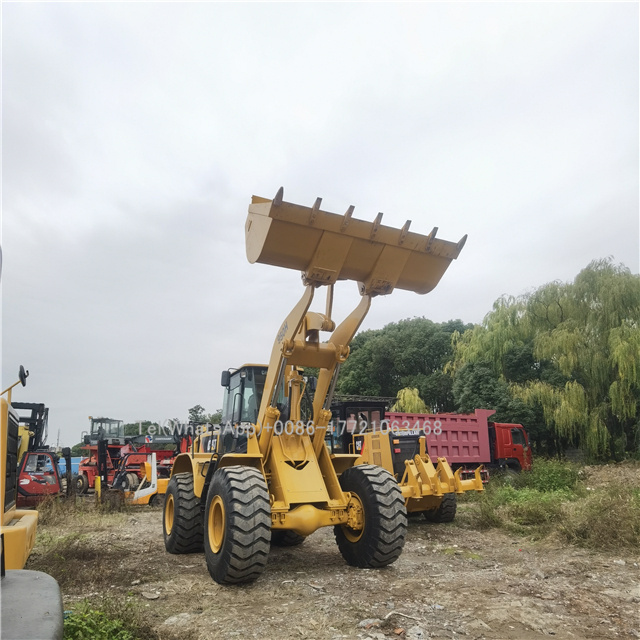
[386,409,495,466]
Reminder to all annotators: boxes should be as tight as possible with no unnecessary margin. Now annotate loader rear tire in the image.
[163,473,203,554]
[271,530,306,547]
[424,493,457,523]
[204,466,271,585]
[334,465,407,568]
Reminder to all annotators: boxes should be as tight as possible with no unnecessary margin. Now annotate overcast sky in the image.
[2,3,638,447]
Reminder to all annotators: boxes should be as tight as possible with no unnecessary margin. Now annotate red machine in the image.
[385,408,533,478]
[75,417,188,494]
[76,441,174,493]
[17,450,68,507]
[13,402,72,507]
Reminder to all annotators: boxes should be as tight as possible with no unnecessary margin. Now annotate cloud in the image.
[2,3,637,446]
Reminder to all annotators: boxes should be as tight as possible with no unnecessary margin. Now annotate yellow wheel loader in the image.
[1,366,64,640]
[164,188,467,584]
[329,398,484,522]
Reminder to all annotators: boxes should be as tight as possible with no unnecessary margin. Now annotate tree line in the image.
[336,258,640,460]
[69,259,638,461]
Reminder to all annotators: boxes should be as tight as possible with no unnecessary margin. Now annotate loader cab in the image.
[221,365,269,425]
[329,398,389,453]
[85,417,125,445]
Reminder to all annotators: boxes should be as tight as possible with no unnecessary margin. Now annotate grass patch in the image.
[469,459,640,549]
[28,531,136,590]
[558,484,640,549]
[510,459,581,493]
[64,598,159,640]
[36,495,128,528]
[27,501,145,591]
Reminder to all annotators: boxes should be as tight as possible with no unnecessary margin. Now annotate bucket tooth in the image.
[457,234,468,251]
[370,212,383,240]
[246,189,466,295]
[309,197,322,225]
[341,205,354,231]
[399,220,411,245]
[425,227,438,251]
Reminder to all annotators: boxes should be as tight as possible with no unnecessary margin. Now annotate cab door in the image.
[510,427,532,471]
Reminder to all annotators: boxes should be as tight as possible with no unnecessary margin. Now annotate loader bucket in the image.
[246,187,466,296]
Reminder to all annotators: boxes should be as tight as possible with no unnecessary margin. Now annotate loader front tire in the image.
[335,465,407,568]
[423,493,457,523]
[163,473,203,554]
[271,530,306,547]
[204,466,271,585]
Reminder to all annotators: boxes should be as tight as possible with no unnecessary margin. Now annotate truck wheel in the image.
[76,474,89,494]
[204,466,271,585]
[163,473,203,554]
[271,530,306,546]
[424,493,457,523]
[334,465,407,568]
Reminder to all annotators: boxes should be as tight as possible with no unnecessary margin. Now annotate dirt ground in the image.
[29,490,640,640]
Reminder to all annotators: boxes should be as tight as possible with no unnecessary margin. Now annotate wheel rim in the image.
[342,493,365,543]
[209,495,226,553]
[165,494,174,534]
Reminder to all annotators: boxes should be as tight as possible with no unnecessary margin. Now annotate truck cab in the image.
[491,422,532,471]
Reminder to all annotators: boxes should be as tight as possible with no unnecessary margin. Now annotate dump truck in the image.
[164,188,467,584]
[1,366,63,639]
[329,398,483,523]
[386,408,533,475]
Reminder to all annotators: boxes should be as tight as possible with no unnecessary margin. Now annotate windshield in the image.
[221,366,284,425]
[91,419,123,438]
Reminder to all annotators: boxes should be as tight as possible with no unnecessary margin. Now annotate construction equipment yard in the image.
[27,463,640,640]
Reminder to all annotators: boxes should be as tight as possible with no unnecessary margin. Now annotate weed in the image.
[468,459,640,549]
[513,459,581,493]
[64,603,133,640]
[558,483,640,549]
[36,495,127,529]
[64,598,159,640]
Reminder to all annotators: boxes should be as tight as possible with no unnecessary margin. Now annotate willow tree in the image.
[452,259,640,457]
[391,388,428,413]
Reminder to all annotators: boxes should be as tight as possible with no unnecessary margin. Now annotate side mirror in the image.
[221,370,231,387]
[19,365,28,387]
[62,447,71,457]
[307,376,318,392]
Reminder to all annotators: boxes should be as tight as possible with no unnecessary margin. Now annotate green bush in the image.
[476,484,576,531]
[469,461,640,550]
[63,599,157,640]
[64,603,134,640]
[511,459,581,492]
